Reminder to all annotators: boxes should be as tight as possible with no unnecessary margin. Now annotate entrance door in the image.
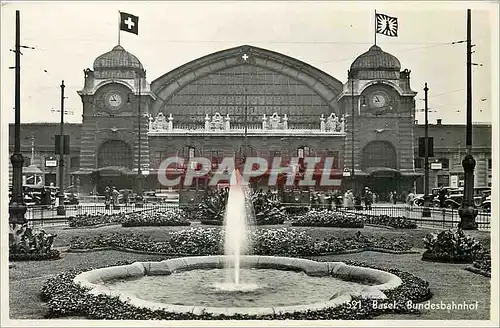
[367,172,399,202]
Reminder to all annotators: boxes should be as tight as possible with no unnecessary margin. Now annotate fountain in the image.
[72,169,404,317]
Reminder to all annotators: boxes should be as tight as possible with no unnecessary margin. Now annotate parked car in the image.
[443,193,463,209]
[63,192,79,205]
[481,195,491,212]
[413,194,440,207]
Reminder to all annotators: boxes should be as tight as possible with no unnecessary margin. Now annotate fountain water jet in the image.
[218,169,257,290]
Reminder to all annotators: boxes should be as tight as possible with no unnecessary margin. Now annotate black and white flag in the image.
[376,13,398,37]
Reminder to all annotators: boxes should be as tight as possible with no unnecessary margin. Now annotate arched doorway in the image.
[95,140,133,193]
[361,141,399,201]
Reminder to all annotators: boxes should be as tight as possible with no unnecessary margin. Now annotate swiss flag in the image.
[120,12,139,35]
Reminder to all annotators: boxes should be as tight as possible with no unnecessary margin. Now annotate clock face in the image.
[106,92,123,109]
[370,92,388,108]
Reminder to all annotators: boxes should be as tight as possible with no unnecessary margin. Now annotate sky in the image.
[0,1,498,125]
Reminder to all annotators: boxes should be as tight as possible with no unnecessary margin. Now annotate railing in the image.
[23,201,490,231]
[281,203,491,231]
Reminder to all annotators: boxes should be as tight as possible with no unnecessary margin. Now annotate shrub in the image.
[422,229,484,263]
[291,210,364,228]
[122,210,190,227]
[472,251,491,275]
[198,189,286,225]
[364,215,417,229]
[9,223,60,261]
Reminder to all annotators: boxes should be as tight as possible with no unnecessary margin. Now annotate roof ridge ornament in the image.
[237,46,255,64]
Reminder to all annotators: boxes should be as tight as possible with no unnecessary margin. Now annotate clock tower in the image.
[76,45,155,194]
[337,45,419,200]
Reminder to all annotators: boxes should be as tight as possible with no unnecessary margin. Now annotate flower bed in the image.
[40,260,431,320]
[422,229,484,263]
[364,215,417,229]
[283,205,310,215]
[9,224,60,261]
[69,227,415,256]
[68,213,126,228]
[121,210,190,227]
[291,210,364,228]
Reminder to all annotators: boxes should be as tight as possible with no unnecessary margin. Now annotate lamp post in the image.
[422,83,431,217]
[56,80,66,215]
[135,78,144,208]
[9,10,27,226]
[458,9,478,229]
[350,71,356,196]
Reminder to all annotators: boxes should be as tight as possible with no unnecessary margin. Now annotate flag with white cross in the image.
[120,12,139,35]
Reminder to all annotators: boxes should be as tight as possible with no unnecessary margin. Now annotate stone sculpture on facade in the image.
[225,114,231,130]
[212,112,224,130]
[320,113,345,132]
[269,112,281,130]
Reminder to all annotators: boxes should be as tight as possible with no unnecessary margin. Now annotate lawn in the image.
[8,224,491,321]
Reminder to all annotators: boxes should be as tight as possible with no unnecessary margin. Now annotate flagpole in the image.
[118,11,121,46]
[374,9,377,46]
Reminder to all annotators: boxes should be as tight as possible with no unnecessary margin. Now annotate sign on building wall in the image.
[45,157,58,167]
[450,175,458,188]
[430,162,442,170]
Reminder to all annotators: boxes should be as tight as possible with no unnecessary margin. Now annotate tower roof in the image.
[350,45,401,72]
[93,45,143,71]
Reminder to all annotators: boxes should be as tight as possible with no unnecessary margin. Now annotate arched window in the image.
[97,140,132,169]
[361,141,397,170]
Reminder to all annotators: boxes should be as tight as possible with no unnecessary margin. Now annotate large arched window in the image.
[361,141,397,170]
[97,140,132,169]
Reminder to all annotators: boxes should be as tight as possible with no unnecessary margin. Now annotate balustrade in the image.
[148,112,345,134]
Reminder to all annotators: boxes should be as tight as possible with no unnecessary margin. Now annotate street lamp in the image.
[127,78,144,207]
[9,10,27,226]
[56,80,67,215]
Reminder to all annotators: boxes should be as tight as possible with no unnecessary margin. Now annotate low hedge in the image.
[68,213,125,228]
[364,215,417,229]
[121,210,190,227]
[291,210,364,228]
[9,249,60,261]
[69,228,414,257]
[40,260,431,320]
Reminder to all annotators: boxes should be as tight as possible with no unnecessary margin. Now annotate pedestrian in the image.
[392,191,397,205]
[344,190,354,209]
[112,186,119,206]
[364,187,373,210]
[438,187,447,208]
[406,190,416,207]
[104,186,111,209]
[122,189,129,206]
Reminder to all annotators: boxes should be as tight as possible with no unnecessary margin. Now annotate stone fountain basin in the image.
[73,255,402,316]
